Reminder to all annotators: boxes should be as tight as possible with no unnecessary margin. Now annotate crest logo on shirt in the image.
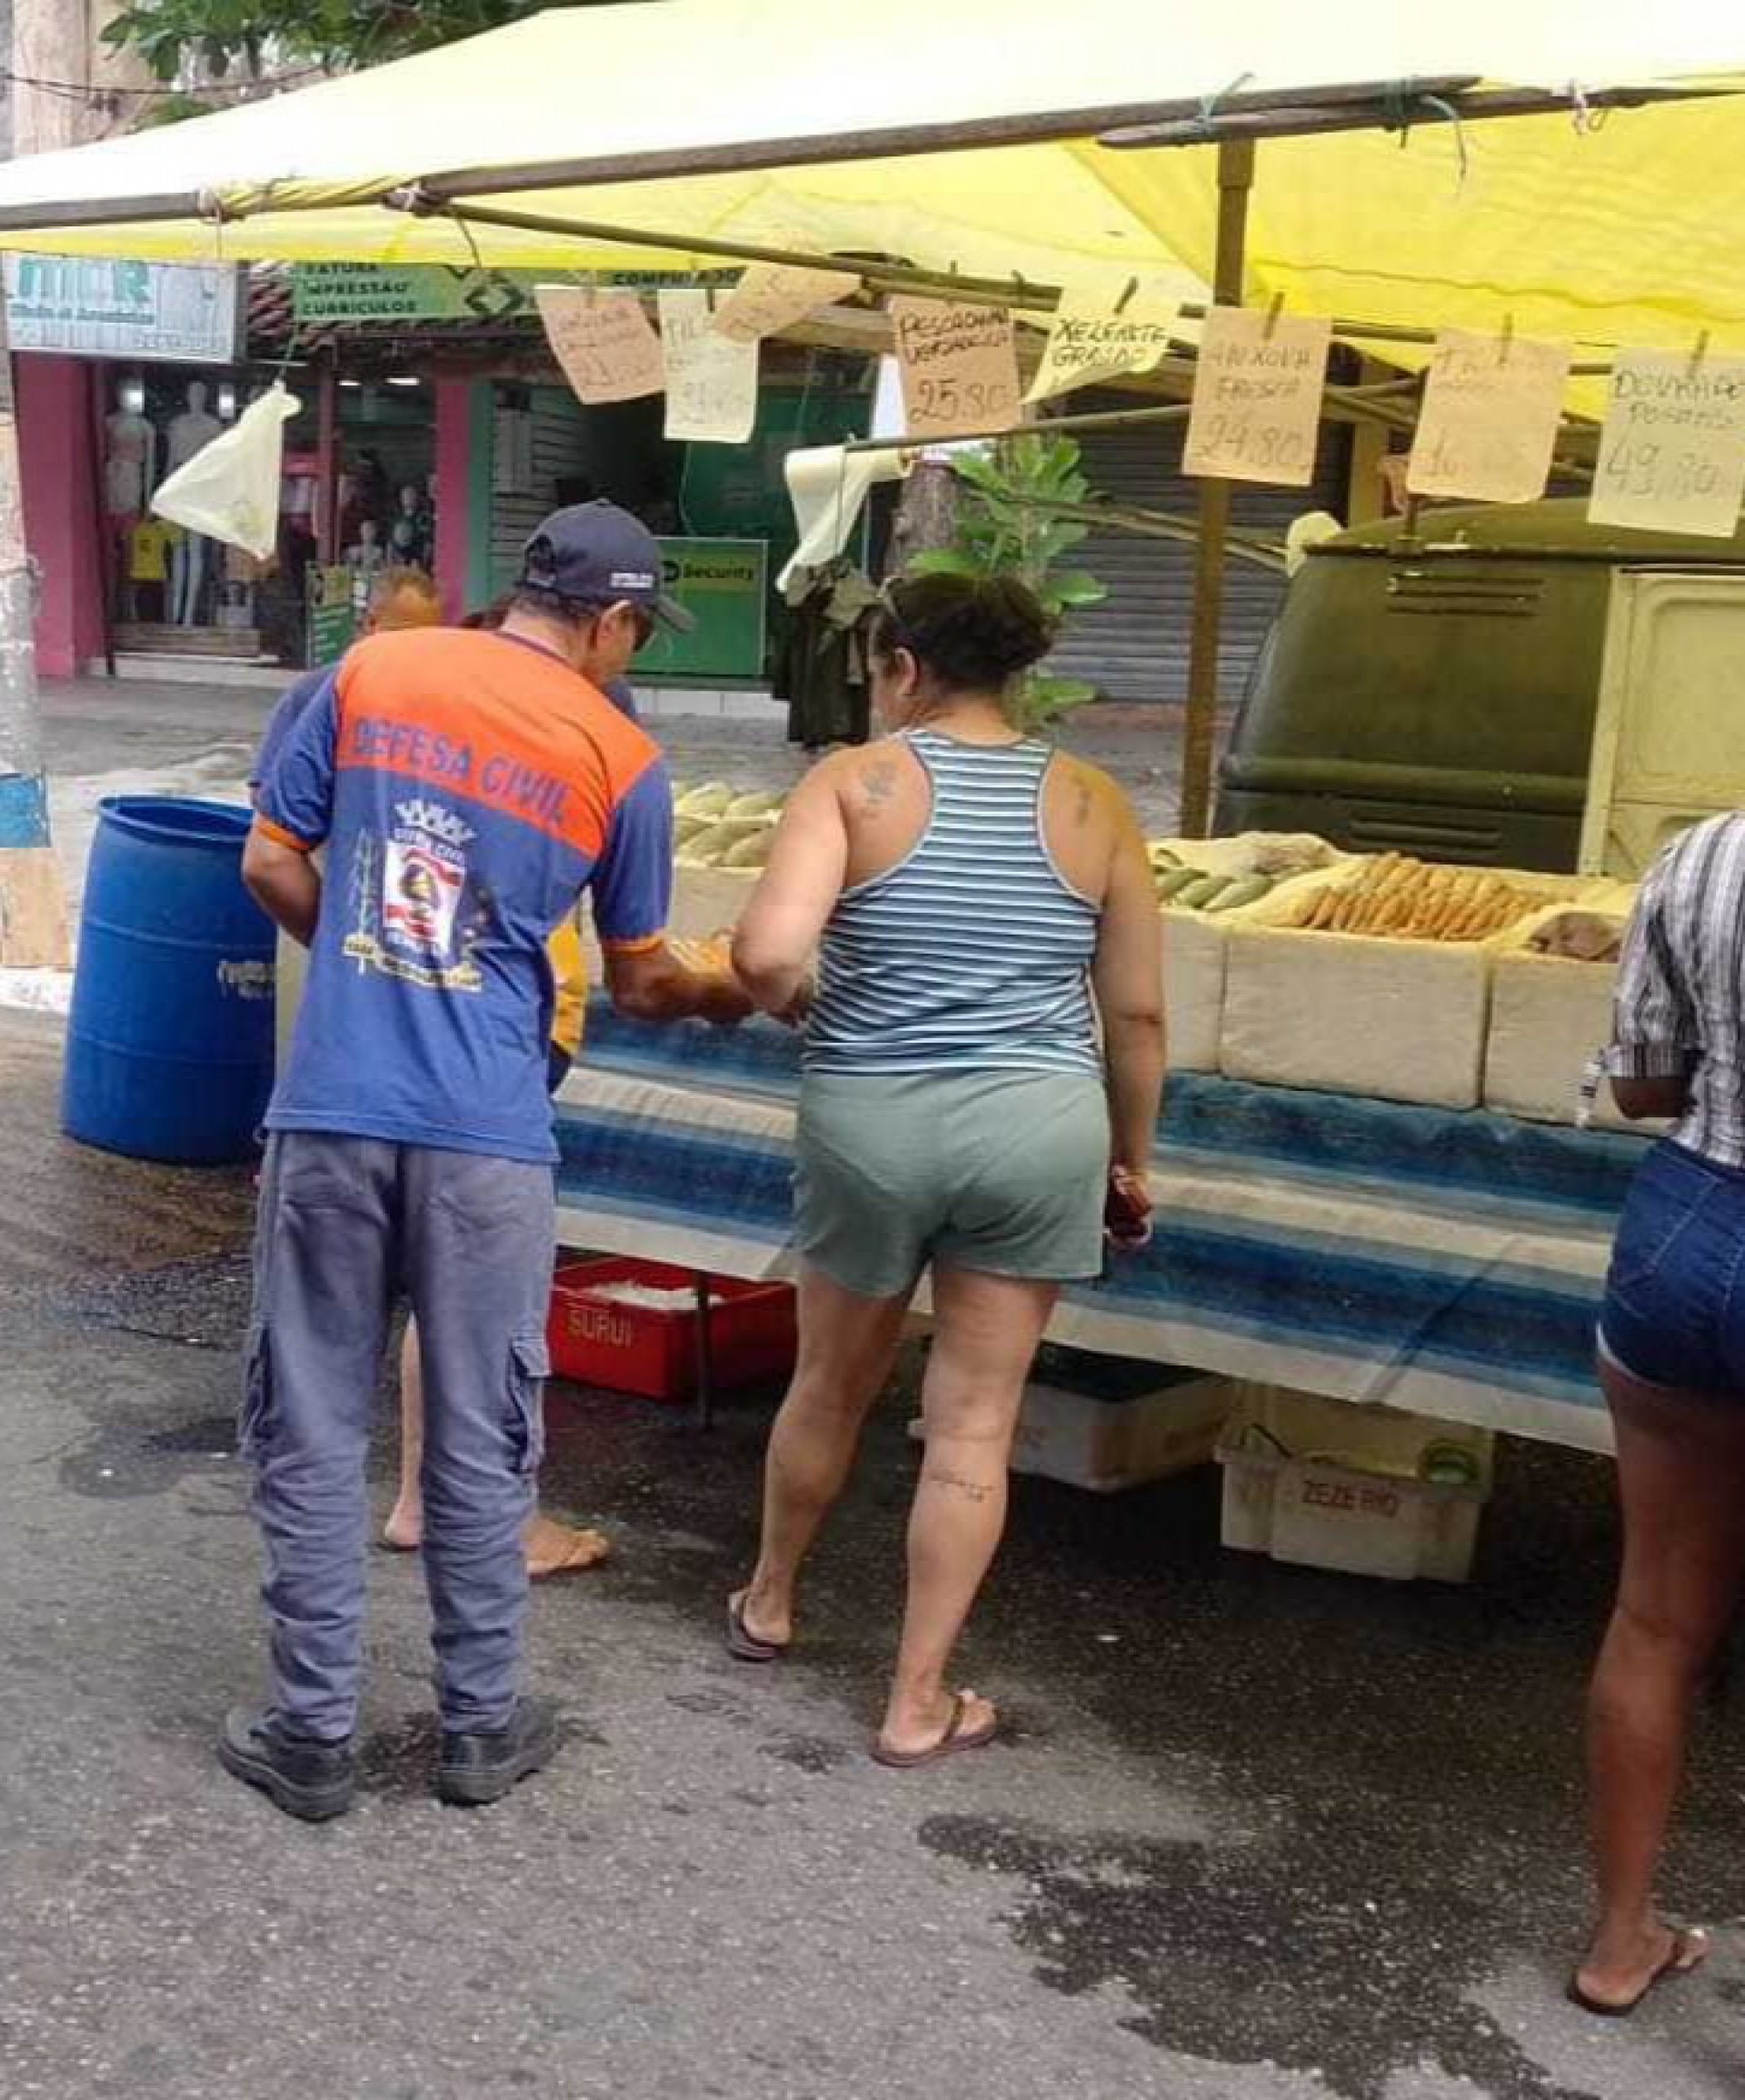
[381,799,473,964]
[342,796,484,994]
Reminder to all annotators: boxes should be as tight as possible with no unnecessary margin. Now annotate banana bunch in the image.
[1289,854,1551,944]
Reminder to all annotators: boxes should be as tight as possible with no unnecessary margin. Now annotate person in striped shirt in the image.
[1575,814,1745,2013]
[724,573,1164,1767]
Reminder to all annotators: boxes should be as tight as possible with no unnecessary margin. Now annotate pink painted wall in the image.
[17,355,104,678]
[433,375,473,623]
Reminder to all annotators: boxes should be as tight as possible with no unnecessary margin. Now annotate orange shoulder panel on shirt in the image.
[334,627,663,859]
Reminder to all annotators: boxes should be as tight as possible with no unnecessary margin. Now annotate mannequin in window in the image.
[344,517,387,614]
[165,380,223,625]
[105,385,156,618]
[388,482,433,571]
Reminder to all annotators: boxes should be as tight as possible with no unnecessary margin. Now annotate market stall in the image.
[2,3,1740,1480]
[556,1005,1637,1454]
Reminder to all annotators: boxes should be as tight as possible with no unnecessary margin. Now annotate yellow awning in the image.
[0,0,1739,364]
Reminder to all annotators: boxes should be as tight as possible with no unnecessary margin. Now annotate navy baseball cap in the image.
[518,499,694,631]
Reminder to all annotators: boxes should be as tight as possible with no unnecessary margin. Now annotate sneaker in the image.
[218,1705,355,1823]
[436,1695,559,1807]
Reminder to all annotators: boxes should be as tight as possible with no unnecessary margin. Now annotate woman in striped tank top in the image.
[726,575,1164,1766]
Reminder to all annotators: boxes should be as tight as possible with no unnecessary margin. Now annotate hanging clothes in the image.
[776,560,880,749]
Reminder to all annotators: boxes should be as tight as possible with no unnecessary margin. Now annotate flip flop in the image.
[1568,1927,1710,2017]
[377,1528,420,1555]
[725,1592,787,1663]
[527,1523,611,1581]
[871,1691,999,1769]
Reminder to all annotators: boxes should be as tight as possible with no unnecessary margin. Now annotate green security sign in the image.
[643,538,768,682]
[292,263,538,325]
[290,262,737,325]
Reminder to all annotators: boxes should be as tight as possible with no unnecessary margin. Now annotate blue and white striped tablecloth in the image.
[554,1005,1647,1453]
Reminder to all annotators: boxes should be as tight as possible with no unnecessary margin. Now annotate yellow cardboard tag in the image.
[659,289,760,445]
[1407,328,1570,504]
[1025,296,1180,404]
[536,286,665,406]
[1588,346,1745,537]
[1183,306,1331,486]
[710,263,861,345]
[888,297,1023,440]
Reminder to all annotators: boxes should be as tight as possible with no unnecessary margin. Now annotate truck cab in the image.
[1218,498,1745,872]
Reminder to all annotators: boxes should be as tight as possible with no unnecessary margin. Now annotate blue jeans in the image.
[1600,1139,1745,1395]
[244,1133,554,1740]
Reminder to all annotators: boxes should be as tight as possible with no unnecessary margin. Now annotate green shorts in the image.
[794,1067,1110,1300]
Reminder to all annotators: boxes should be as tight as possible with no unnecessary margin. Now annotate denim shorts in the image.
[1600,1139,1745,1395]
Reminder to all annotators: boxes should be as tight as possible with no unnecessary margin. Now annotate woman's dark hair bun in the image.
[875,571,1058,691]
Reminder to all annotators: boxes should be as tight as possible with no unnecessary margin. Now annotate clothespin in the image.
[1263,291,1283,340]
[1115,276,1140,316]
[1499,313,1514,366]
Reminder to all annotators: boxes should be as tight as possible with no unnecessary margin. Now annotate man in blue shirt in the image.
[228,504,748,1821]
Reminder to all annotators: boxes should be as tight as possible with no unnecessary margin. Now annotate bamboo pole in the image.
[437,197,1629,362]
[1097,80,1708,151]
[1179,138,1253,839]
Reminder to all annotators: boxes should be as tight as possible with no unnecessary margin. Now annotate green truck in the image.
[1218,498,1745,873]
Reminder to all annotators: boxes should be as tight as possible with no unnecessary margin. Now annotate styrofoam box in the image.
[1152,838,1349,1075]
[1159,911,1225,1072]
[1222,918,1493,1108]
[910,1347,1231,1493]
[1218,1385,1492,1583]
[1220,865,1594,1111]
[1482,889,1644,1133]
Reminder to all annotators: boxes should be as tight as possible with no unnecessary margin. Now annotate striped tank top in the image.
[804,729,1101,1077]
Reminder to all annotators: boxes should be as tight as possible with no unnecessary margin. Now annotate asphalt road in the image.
[3,996,1744,2100]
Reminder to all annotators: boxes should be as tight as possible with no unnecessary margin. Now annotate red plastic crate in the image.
[546,1255,797,1402]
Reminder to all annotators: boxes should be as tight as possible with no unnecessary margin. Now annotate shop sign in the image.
[292,263,734,327]
[5,255,241,364]
[306,565,357,667]
[294,263,539,326]
[642,537,768,683]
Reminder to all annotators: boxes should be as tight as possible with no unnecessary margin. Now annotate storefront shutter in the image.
[488,388,592,595]
[1047,396,1351,702]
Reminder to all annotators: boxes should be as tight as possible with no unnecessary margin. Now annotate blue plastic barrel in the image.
[62,796,276,1164]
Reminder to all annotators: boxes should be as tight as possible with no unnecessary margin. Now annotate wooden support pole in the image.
[1178,137,1254,840]
[1346,355,1393,525]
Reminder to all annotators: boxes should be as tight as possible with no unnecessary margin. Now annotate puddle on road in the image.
[58,1414,242,1500]
[918,1812,1599,2100]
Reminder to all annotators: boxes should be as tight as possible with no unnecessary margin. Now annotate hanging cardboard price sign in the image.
[711,263,861,345]
[888,297,1023,440]
[1406,328,1570,504]
[659,288,759,444]
[1588,346,1745,537]
[1025,295,1179,404]
[1183,306,1331,486]
[536,286,664,405]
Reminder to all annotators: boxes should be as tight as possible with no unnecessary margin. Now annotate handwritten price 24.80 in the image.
[1200,416,1310,475]
[1600,439,1721,502]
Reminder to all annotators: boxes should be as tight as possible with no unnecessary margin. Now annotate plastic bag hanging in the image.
[152,383,299,561]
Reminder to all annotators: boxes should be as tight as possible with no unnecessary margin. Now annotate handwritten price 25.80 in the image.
[1600,439,1721,503]
[911,376,1016,426]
